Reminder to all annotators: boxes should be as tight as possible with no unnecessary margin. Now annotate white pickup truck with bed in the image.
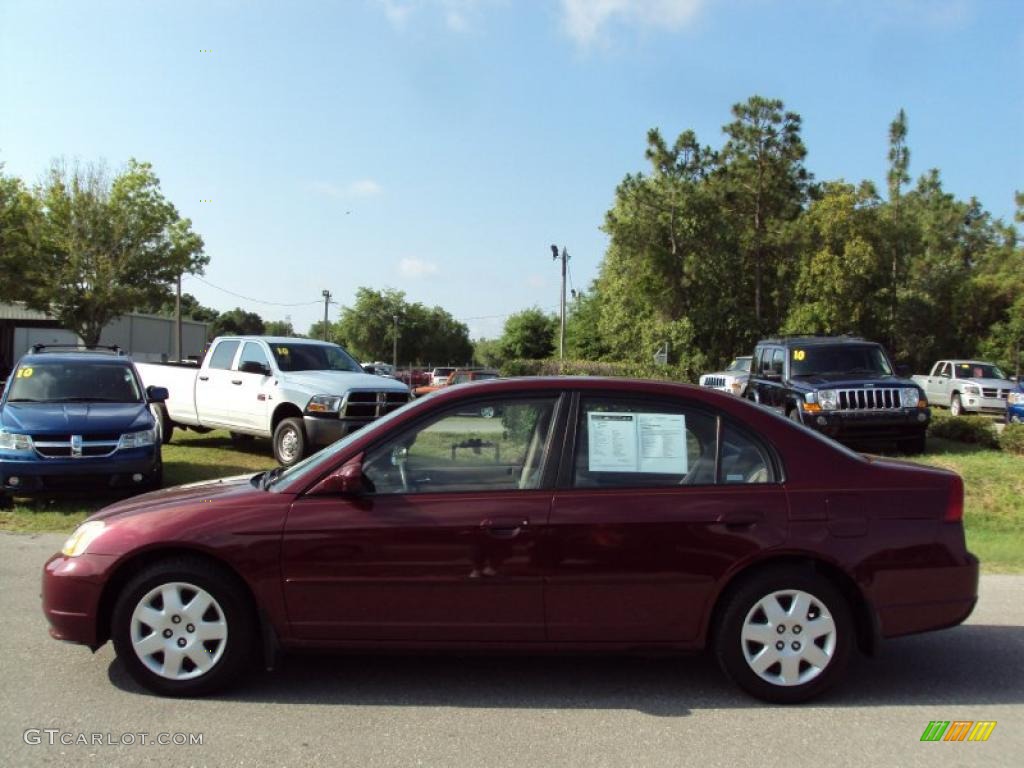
[911,359,1014,416]
[137,336,409,465]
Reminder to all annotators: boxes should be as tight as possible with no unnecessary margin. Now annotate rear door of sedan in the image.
[545,392,789,643]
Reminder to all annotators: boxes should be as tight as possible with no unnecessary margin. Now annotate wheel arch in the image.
[704,554,878,657]
[271,402,304,433]
[95,546,275,662]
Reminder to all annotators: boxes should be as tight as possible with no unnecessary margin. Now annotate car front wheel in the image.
[111,558,257,696]
[272,417,307,467]
[950,393,963,416]
[715,567,852,703]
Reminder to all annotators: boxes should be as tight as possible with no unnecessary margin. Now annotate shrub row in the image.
[499,358,697,383]
[1001,423,1024,455]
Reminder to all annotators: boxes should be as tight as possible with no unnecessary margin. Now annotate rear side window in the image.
[208,341,239,370]
[719,424,773,484]
[771,348,785,375]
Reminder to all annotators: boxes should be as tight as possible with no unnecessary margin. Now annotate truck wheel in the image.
[273,418,307,467]
[715,566,852,704]
[950,394,962,417]
[898,436,926,455]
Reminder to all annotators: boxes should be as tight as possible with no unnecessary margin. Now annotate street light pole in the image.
[175,273,182,361]
[551,244,569,361]
[392,314,399,372]
[321,289,332,341]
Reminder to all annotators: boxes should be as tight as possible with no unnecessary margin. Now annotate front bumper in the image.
[799,408,930,441]
[867,554,979,638]
[302,415,372,447]
[1,447,160,493]
[961,395,1008,414]
[42,552,118,648]
[1006,404,1024,423]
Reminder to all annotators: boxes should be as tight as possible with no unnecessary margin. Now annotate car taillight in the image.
[944,475,964,523]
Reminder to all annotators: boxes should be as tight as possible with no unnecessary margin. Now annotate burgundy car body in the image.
[42,378,977,672]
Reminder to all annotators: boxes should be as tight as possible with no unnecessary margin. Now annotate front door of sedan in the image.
[544,394,789,643]
[281,394,563,642]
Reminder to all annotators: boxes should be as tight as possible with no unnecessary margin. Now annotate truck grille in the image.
[31,434,121,458]
[702,377,726,389]
[981,388,1010,399]
[837,388,904,411]
[342,391,410,420]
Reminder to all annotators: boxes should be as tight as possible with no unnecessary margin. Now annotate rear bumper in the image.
[42,552,117,648]
[868,554,979,638]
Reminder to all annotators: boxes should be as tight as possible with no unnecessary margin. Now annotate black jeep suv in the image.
[746,335,930,453]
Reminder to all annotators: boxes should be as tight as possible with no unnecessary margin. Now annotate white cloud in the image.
[376,0,417,26]
[375,0,487,32]
[560,0,704,45]
[347,179,383,197]
[309,179,382,199]
[399,257,440,278]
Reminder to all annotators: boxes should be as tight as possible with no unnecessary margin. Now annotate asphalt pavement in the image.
[1,532,1021,768]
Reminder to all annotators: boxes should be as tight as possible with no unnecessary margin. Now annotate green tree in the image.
[5,159,207,345]
[472,337,504,367]
[0,167,43,289]
[886,109,911,346]
[264,319,296,336]
[149,292,220,323]
[498,308,556,360]
[211,307,265,337]
[718,95,809,329]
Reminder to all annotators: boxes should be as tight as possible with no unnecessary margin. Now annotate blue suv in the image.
[0,346,168,505]
[1009,380,1024,424]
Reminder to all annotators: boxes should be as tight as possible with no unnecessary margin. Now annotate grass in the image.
[0,429,275,534]
[3,430,1021,572]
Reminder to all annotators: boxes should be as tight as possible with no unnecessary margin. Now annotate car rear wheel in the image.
[715,567,852,703]
[272,417,307,467]
[111,558,257,696]
[950,393,963,416]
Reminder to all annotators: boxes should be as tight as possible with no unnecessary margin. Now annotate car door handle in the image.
[231,379,243,385]
[481,519,529,539]
[719,511,762,528]
[198,375,209,381]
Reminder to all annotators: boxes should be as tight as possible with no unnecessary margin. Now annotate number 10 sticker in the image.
[793,350,806,361]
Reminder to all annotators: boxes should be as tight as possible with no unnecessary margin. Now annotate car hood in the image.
[0,402,152,435]
[959,377,1014,389]
[789,374,915,389]
[88,473,259,522]
[278,370,409,395]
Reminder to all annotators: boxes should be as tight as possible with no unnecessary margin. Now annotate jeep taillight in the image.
[944,474,964,523]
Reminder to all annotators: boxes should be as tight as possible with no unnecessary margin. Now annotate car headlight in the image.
[61,521,106,557]
[1009,392,1024,405]
[901,388,923,408]
[817,390,838,410]
[963,384,981,396]
[118,429,156,450]
[0,429,33,451]
[306,395,343,414]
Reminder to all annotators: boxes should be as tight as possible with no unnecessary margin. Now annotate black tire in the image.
[715,566,853,704]
[111,557,257,697]
[155,405,174,444]
[950,393,963,417]
[898,435,927,455]
[272,417,307,467]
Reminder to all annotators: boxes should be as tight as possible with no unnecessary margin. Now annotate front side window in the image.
[363,397,558,494]
[6,362,142,403]
[939,363,951,378]
[771,348,785,376]
[208,341,239,370]
[238,342,271,372]
[572,397,717,488]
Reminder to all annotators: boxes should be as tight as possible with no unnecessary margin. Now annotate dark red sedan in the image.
[42,377,978,702]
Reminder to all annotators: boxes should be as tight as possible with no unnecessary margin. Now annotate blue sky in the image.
[2,0,1022,340]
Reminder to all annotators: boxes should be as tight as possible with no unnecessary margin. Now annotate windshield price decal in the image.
[793,350,806,361]
[16,367,34,378]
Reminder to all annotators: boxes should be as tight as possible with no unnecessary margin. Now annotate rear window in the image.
[6,362,142,403]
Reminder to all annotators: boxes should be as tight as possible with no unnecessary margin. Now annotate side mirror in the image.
[896,364,911,378]
[240,361,270,376]
[146,385,169,403]
[309,454,371,496]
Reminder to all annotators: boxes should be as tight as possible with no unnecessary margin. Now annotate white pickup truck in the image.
[912,359,1014,416]
[137,336,410,466]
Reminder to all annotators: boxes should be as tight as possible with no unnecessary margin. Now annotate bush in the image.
[1000,423,1024,455]
[499,358,697,383]
[927,410,999,448]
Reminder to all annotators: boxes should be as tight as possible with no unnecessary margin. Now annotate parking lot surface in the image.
[1,532,1021,768]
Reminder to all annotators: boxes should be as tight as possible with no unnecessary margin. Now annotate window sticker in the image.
[793,349,806,361]
[16,367,33,378]
[587,412,687,474]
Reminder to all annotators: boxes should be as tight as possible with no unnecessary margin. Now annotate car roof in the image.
[19,352,134,365]
[755,335,875,347]
[215,336,336,346]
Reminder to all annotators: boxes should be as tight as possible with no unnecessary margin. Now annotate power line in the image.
[184,275,323,307]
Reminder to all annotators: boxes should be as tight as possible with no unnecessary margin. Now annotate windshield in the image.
[268,397,424,491]
[789,345,893,377]
[954,362,1007,380]
[6,362,143,403]
[727,357,752,372]
[269,343,363,373]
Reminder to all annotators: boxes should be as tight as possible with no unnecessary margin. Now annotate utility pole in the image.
[321,289,332,341]
[392,314,399,372]
[551,244,569,361]
[175,273,182,361]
